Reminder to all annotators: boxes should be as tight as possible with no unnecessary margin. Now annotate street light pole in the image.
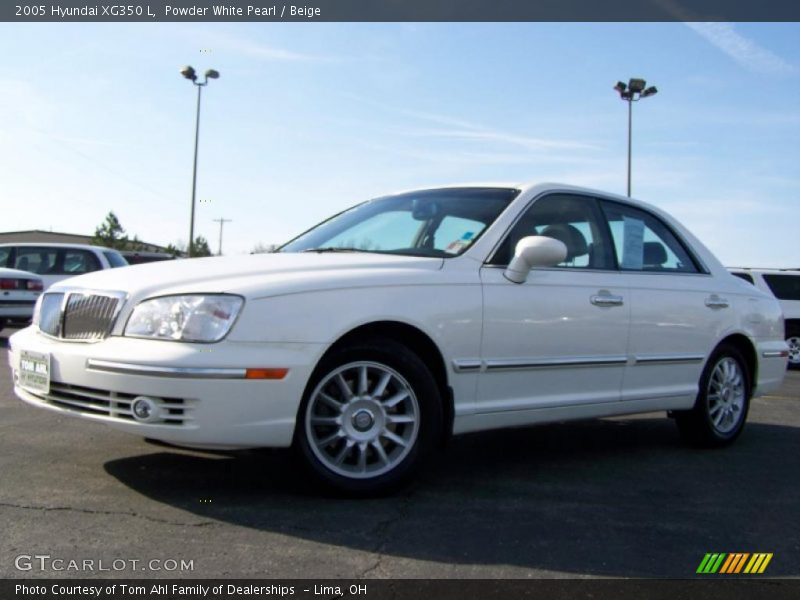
[180,65,220,257]
[613,78,657,197]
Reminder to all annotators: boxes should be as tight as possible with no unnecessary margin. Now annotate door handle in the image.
[705,295,729,309]
[591,294,624,307]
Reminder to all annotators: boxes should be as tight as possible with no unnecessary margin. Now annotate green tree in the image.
[251,242,279,254]
[164,243,183,257]
[92,212,128,249]
[192,236,212,257]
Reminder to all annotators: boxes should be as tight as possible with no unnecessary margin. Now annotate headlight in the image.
[124,294,244,342]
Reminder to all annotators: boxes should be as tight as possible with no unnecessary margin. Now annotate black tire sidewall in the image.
[295,337,442,495]
[696,345,751,443]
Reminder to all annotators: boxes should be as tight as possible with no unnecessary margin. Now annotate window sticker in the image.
[461,231,475,240]
[444,240,469,254]
[621,216,644,269]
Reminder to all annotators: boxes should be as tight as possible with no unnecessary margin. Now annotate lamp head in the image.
[628,78,646,93]
[613,81,627,93]
[205,69,220,80]
[642,86,658,98]
[180,65,197,81]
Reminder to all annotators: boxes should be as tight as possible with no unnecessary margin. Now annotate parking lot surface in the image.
[1,327,798,579]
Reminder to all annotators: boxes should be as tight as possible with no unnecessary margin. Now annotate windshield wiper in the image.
[302,247,364,253]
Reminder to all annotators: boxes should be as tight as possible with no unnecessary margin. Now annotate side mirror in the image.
[503,236,567,283]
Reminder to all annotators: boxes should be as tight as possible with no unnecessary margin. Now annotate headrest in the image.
[540,224,588,261]
[643,241,668,266]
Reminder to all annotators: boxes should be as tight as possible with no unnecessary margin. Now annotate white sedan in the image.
[0,268,44,331]
[8,183,789,493]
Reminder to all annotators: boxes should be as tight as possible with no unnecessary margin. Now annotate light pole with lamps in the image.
[613,78,657,197]
[180,65,220,257]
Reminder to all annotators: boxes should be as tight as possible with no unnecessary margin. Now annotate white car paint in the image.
[7,183,788,464]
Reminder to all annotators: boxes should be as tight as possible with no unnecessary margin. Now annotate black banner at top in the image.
[4,0,800,22]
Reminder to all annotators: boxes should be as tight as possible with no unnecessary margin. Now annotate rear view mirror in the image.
[411,199,439,221]
[504,236,567,283]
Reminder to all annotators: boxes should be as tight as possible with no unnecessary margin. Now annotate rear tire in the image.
[295,337,442,495]
[786,334,800,370]
[675,344,751,447]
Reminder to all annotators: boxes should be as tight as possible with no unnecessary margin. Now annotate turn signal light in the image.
[245,368,289,380]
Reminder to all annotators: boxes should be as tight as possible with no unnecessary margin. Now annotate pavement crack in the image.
[0,501,218,528]
[359,492,413,580]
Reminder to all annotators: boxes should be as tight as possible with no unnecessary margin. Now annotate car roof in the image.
[0,242,117,252]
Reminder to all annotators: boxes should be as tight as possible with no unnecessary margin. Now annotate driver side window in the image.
[489,194,615,270]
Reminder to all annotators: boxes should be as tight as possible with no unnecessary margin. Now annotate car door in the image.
[597,199,721,403]
[475,193,630,415]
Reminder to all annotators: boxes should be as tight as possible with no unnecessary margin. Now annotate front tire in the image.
[675,344,751,447]
[296,337,442,495]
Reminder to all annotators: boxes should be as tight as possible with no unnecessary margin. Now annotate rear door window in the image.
[14,247,58,275]
[599,201,701,273]
[731,272,755,285]
[63,250,102,274]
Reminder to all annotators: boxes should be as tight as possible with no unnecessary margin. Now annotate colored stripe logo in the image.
[697,553,773,574]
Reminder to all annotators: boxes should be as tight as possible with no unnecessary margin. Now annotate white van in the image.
[729,268,800,369]
[0,243,128,290]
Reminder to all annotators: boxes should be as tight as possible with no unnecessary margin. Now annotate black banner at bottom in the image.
[3,579,799,600]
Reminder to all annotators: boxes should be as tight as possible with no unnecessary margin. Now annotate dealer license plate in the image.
[19,350,50,394]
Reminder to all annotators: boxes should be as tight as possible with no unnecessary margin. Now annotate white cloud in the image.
[686,22,797,75]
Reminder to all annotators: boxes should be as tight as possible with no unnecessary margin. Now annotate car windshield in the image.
[279,187,519,258]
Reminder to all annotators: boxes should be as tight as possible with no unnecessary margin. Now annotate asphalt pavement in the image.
[1,326,798,579]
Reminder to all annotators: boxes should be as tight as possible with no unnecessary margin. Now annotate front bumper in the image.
[8,326,325,449]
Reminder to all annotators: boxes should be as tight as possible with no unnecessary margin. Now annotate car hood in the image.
[50,252,445,301]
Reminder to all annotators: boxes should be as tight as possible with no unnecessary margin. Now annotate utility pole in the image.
[213,217,232,256]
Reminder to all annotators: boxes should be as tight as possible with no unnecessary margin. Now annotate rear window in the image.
[762,274,800,301]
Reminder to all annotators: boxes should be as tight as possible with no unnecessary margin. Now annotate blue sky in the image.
[1,22,798,266]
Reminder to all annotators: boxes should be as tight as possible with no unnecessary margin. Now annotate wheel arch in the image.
[314,320,454,445]
[714,333,758,395]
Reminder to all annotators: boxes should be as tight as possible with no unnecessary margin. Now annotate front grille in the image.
[28,381,190,426]
[38,290,124,341]
[63,293,121,340]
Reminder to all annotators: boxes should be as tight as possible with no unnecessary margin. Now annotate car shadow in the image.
[104,418,799,577]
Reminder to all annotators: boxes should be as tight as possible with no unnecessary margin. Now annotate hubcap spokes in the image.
[787,337,800,365]
[707,357,745,434]
[306,362,420,479]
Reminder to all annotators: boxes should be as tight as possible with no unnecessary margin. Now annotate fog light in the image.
[131,397,159,423]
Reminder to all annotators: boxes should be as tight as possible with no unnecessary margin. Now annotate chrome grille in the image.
[37,290,125,341]
[27,382,190,426]
[63,293,120,340]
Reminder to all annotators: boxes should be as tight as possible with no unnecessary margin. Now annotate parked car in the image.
[0,243,128,290]
[120,251,178,265]
[729,268,800,369]
[8,183,788,493]
[0,267,43,331]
